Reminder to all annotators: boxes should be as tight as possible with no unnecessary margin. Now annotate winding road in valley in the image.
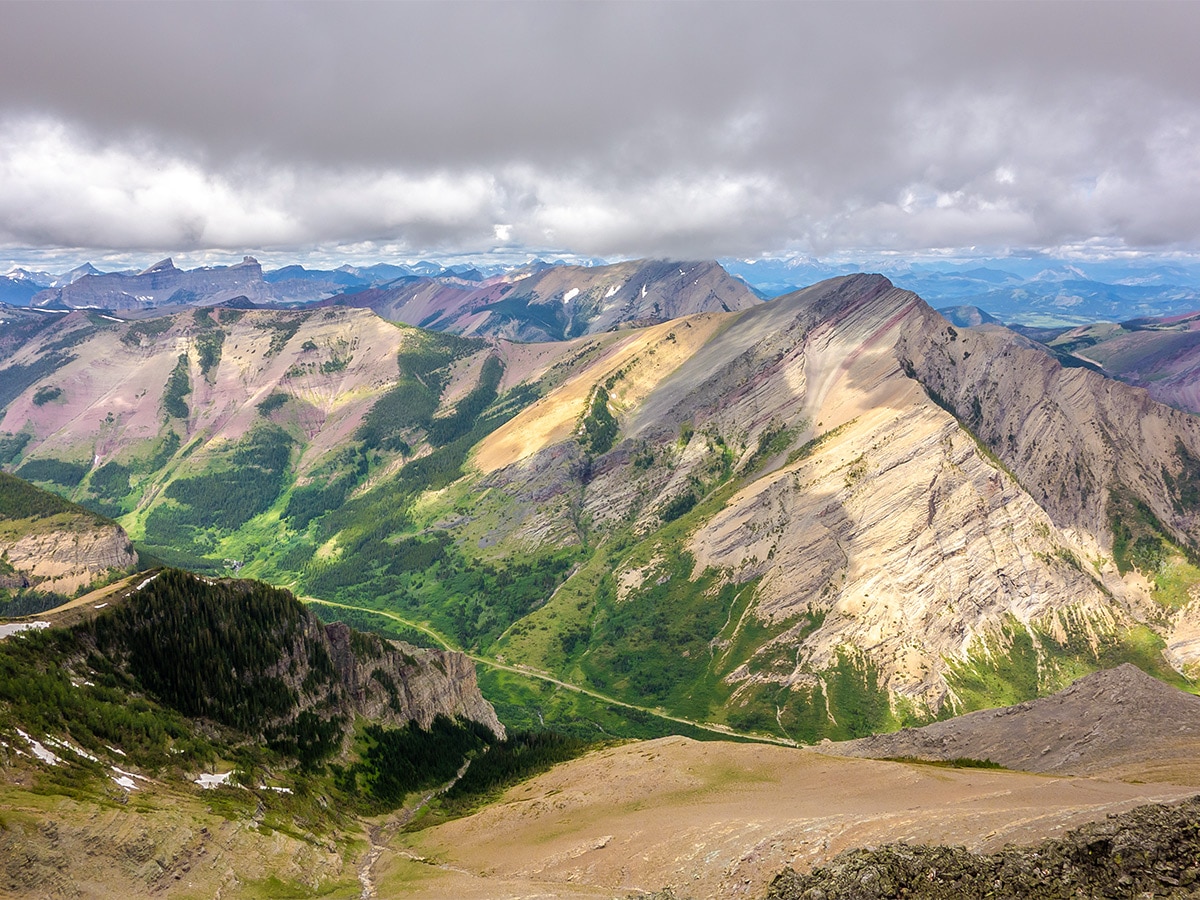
[304,597,797,748]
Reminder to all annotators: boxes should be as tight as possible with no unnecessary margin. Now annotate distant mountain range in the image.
[723,256,1200,326]
[8,253,1200,326]
[333,258,760,341]
[6,260,1200,897]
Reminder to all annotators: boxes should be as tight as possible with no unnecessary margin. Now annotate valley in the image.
[4,259,1200,898]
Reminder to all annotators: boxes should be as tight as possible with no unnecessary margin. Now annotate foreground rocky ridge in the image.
[766,796,1200,900]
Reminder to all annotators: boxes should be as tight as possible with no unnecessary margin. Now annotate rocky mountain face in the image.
[31,256,271,310]
[0,471,137,598]
[10,567,502,749]
[896,308,1200,549]
[323,620,503,737]
[342,258,761,341]
[2,521,135,596]
[466,274,1198,724]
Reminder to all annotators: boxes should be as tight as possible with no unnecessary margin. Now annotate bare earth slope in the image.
[830,663,1200,778]
[386,735,1200,900]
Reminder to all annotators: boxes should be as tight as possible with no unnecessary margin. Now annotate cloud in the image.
[1,2,1199,263]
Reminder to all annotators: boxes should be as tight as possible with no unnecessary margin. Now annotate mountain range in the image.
[724,256,1200,326]
[4,257,1200,897]
[9,252,1200,328]
[3,264,1199,735]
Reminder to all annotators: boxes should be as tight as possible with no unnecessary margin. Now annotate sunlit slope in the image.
[427,275,1200,736]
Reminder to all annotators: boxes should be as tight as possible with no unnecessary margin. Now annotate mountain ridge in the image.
[828,662,1200,776]
[2,273,1199,738]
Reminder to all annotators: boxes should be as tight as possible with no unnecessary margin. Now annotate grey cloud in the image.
[1,1,1199,261]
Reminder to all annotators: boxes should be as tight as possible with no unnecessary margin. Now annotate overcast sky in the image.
[2,1,1199,270]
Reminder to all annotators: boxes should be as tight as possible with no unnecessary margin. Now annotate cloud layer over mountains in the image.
[2,2,1199,264]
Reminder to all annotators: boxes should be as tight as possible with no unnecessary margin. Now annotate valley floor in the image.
[379,736,1200,899]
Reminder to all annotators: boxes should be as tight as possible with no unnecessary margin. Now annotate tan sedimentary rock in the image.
[3,521,136,595]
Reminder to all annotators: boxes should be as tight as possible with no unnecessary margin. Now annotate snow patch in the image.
[562,288,580,304]
[17,730,60,766]
[261,784,294,794]
[94,603,108,609]
[605,284,619,299]
[134,573,159,592]
[641,284,647,298]
[45,736,98,762]
[0,621,51,639]
[111,766,148,791]
[195,771,234,789]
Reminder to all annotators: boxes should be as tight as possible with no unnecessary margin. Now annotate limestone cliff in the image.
[895,303,1200,551]
[322,621,504,738]
[1,471,137,597]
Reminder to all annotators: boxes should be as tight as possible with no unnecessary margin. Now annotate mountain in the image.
[936,304,998,327]
[31,256,271,310]
[0,471,137,613]
[829,663,1200,775]
[0,567,507,897]
[1013,310,1200,417]
[339,258,762,341]
[725,257,1200,326]
[0,268,52,305]
[0,303,68,364]
[2,273,1199,744]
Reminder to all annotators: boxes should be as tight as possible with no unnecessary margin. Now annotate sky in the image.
[2,1,1200,271]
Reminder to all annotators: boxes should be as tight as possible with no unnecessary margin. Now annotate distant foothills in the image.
[5,251,1200,327]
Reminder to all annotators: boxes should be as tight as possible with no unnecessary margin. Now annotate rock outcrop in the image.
[766,796,1200,900]
[3,522,136,595]
[896,305,1200,550]
[827,664,1200,775]
[323,621,504,737]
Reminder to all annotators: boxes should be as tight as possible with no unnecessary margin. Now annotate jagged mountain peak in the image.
[139,257,178,276]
